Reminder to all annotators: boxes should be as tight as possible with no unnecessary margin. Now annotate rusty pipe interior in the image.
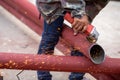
[89,44,105,64]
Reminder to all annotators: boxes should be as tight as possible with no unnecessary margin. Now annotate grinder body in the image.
[64,13,99,43]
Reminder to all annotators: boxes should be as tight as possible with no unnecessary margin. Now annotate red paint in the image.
[0,53,120,74]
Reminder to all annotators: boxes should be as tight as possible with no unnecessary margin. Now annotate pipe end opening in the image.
[90,44,105,64]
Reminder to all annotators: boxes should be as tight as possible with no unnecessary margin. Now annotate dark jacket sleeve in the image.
[85,0,110,22]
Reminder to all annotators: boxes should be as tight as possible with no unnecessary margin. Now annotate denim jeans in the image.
[37,16,85,80]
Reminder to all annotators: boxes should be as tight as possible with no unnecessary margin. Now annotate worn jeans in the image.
[37,16,85,80]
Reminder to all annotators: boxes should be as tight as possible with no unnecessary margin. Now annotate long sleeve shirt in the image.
[36,0,109,24]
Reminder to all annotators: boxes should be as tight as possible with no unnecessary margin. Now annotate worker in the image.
[36,0,109,80]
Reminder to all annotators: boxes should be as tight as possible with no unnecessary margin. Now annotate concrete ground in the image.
[93,1,120,58]
[0,1,120,80]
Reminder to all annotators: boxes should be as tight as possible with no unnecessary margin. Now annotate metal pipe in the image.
[0,53,120,74]
[61,26,105,64]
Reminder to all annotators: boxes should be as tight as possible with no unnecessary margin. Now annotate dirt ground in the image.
[0,1,120,80]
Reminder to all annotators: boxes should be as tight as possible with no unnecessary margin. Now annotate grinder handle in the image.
[64,13,93,35]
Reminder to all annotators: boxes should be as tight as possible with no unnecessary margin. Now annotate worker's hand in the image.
[72,15,90,35]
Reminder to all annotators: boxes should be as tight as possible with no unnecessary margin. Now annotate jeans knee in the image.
[38,33,59,54]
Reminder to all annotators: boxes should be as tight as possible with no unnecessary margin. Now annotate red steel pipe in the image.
[61,26,105,64]
[0,53,120,74]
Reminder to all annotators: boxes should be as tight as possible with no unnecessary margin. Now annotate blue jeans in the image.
[37,16,85,80]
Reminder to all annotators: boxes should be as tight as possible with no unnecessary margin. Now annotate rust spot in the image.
[9,66,12,69]
[42,62,45,64]
[66,49,71,53]
[35,63,39,65]
[27,59,32,62]
[15,65,18,68]
[39,66,42,69]
[24,60,28,64]
[5,63,9,66]
[12,62,16,65]
[47,55,50,57]
[9,60,13,63]
[0,64,3,67]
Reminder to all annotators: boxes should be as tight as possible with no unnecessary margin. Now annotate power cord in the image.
[16,70,24,80]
